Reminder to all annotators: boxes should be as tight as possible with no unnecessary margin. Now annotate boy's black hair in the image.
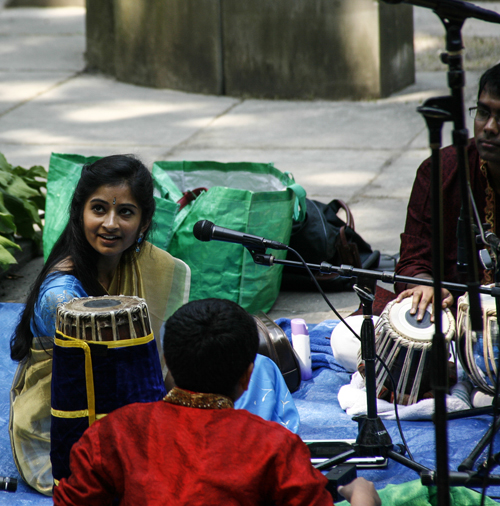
[163,298,259,397]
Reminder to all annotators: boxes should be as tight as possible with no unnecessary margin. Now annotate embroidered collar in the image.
[163,387,234,410]
[480,160,495,231]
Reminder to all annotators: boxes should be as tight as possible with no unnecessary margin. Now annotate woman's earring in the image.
[136,233,144,253]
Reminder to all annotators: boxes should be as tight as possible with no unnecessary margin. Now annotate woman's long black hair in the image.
[10,154,156,362]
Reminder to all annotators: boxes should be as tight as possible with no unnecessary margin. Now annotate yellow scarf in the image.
[9,242,190,495]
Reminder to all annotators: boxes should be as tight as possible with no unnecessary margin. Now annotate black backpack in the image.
[281,199,380,291]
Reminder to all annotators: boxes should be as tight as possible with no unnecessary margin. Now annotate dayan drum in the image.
[56,295,152,341]
[358,298,455,405]
[457,292,499,395]
[51,296,166,485]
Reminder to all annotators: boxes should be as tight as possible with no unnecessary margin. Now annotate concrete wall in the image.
[113,0,223,94]
[86,0,414,100]
[86,0,115,75]
[379,1,415,97]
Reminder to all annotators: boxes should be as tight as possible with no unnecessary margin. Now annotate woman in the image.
[9,154,298,495]
[9,155,190,495]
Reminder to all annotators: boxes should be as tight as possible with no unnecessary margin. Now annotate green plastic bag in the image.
[43,153,178,260]
[152,160,306,314]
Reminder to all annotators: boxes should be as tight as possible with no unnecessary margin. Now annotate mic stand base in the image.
[315,415,430,475]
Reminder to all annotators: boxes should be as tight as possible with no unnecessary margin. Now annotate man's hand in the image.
[337,477,381,506]
[396,273,454,321]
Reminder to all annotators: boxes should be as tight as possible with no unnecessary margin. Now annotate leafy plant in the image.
[0,153,47,271]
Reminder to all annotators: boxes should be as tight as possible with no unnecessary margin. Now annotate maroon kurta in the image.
[395,140,493,293]
[53,399,332,506]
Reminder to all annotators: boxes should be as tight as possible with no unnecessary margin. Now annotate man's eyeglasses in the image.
[469,106,500,125]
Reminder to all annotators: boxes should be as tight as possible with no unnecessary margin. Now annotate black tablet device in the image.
[304,439,388,468]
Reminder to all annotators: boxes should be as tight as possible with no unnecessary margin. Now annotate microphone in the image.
[382,0,500,24]
[0,477,17,492]
[193,220,288,251]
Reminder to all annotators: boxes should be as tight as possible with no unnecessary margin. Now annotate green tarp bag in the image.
[152,160,306,314]
[43,153,178,260]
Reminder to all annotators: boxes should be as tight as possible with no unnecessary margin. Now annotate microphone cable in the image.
[286,245,415,460]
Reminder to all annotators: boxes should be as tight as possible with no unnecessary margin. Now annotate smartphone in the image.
[304,439,388,468]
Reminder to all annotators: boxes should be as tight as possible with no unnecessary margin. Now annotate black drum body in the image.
[253,312,301,393]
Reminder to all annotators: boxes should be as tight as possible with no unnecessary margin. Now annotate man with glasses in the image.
[395,63,500,319]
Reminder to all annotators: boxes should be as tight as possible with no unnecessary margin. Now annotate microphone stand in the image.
[245,248,500,487]
[252,252,494,297]
[408,3,500,498]
[249,247,456,478]
[417,96,452,506]
[307,277,431,476]
[273,258,431,475]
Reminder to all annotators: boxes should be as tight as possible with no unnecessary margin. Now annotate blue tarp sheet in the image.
[0,304,499,503]
[279,318,500,501]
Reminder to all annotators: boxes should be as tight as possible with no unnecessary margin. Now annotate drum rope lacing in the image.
[372,299,455,405]
[457,295,498,395]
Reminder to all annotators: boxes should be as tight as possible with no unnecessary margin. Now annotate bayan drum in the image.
[253,312,301,393]
[457,292,499,395]
[358,298,455,405]
[51,296,166,485]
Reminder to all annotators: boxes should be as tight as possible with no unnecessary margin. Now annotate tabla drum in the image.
[457,292,499,395]
[56,295,152,341]
[358,298,455,405]
[51,295,166,485]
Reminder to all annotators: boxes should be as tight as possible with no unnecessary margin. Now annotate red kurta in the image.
[395,140,494,292]
[53,399,332,506]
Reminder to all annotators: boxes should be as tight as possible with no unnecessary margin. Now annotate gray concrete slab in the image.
[187,99,426,151]
[0,74,239,149]
[267,290,360,323]
[362,148,429,200]
[0,255,43,302]
[349,197,409,256]
[0,8,85,72]
[0,6,85,35]
[0,4,499,324]
[0,71,73,115]
[0,33,84,71]
[0,143,173,174]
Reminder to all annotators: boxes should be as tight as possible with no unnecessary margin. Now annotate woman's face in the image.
[83,183,144,260]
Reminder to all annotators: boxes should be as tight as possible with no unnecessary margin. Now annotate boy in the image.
[53,298,379,505]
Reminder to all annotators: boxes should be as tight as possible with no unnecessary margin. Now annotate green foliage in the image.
[0,153,47,271]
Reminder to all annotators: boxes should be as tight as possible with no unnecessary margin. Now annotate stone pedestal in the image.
[85,0,115,76]
[86,0,414,100]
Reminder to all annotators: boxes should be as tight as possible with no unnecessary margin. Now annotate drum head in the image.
[388,297,451,342]
[83,298,122,309]
[480,292,497,311]
[62,295,144,314]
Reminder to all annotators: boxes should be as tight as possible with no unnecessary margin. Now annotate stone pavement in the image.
[0,3,498,322]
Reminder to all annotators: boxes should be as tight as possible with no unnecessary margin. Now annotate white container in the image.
[291,318,312,381]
